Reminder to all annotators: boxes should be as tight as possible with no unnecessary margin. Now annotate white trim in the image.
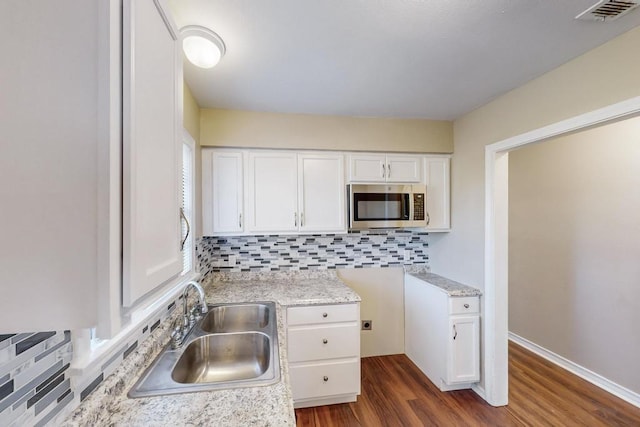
[509,333,640,408]
[70,272,197,375]
[484,96,640,407]
[182,129,197,274]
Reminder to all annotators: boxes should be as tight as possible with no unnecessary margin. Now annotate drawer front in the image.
[288,324,360,362]
[287,303,359,326]
[449,297,479,315]
[290,359,360,401]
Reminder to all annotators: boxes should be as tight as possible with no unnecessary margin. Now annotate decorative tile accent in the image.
[0,291,184,426]
[197,229,429,278]
[0,332,72,426]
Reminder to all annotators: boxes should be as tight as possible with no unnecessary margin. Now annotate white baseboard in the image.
[509,332,640,409]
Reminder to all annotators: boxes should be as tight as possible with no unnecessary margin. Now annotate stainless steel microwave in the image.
[348,184,427,229]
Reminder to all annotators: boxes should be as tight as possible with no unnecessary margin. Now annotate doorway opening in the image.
[483,96,640,406]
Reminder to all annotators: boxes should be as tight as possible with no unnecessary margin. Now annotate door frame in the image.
[482,95,640,406]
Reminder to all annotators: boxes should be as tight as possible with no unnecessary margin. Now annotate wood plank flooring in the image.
[295,341,640,426]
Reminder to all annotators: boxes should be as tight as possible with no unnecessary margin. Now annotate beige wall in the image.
[430,26,640,286]
[428,26,640,392]
[509,117,640,394]
[183,81,200,143]
[338,267,405,357]
[183,82,203,236]
[200,108,453,153]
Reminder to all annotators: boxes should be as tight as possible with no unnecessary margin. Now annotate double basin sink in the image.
[128,302,279,398]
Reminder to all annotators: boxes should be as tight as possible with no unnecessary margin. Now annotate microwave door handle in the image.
[405,194,411,220]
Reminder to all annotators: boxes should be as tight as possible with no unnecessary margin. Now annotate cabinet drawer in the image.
[287,304,358,326]
[290,359,360,401]
[288,324,360,362]
[449,297,479,315]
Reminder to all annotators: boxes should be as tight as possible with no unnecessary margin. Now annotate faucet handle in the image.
[189,305,201,323]
[170,317,184,349]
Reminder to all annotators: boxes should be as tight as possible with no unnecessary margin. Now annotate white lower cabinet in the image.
[447,315,480,384]
[404,274,480,391]
[287,303,361,408]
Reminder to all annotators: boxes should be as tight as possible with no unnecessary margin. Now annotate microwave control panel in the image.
[413,193,425,220]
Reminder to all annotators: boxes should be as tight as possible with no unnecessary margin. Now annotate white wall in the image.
[509,117,640,394]
[0,0,101,331]
[429,26,640,390]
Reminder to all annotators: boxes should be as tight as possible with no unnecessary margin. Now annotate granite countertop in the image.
[64,270,360,427]
[405,266,482,297]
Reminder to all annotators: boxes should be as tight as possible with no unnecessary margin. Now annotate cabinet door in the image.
[424,156,451,230]
[447,315,480,384]
[386,155,422,182]
[247,152,298,232]
[298,154,346,232]
[202,150,244,235]
[348,154,386,182]
[122,0,182,306]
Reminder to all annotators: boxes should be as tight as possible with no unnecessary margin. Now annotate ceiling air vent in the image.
[576,0,639,21]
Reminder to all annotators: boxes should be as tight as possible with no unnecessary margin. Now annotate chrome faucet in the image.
[171,280,208,349]
[183,280,208,322]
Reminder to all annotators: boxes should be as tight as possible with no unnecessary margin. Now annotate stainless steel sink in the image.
[199,303,270,333]
[128,301,279,398]
[172,332,270,384]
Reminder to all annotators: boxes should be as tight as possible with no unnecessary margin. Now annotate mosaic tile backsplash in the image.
[197,229,429,278]
[0,331,73,426]
[0,294,183,426]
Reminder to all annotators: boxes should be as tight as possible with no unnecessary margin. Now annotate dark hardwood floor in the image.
[295,341,640,426]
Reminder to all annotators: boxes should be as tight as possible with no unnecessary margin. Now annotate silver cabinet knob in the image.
[323,376,329,382]
[322,339,328,344]
[322,312,328,318]
[464,303,470,308]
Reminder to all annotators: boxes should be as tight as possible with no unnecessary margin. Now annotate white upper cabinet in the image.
[424,156,451,231]
[204,150,346,235]
[348,154,387,182]
[247,152,299,233]
[386,155,423,182]
[122,0,182,307]
[298,153,346,233]
[202,150,244,235]
[348,154,422,183]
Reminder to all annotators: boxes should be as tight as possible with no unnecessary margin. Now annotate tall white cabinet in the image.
[122,0,183,307]
[0,0,184,333]
[424,156,451,231]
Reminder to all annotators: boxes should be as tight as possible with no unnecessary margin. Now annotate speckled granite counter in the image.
[405,266,482,297]
[64,270,360,427]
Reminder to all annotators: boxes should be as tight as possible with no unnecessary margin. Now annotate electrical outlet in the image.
[403,249,411,261]
[361,320,372,330]
[228,255,237,266]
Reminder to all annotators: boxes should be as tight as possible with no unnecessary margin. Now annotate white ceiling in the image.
[168,0,640,120]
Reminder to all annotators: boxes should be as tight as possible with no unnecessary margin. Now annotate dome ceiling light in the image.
[180,25,226,69]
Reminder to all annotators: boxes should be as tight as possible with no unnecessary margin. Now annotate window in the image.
[181,133,196,274]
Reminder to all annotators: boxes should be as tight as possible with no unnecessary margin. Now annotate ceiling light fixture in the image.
[180,25,226,69]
